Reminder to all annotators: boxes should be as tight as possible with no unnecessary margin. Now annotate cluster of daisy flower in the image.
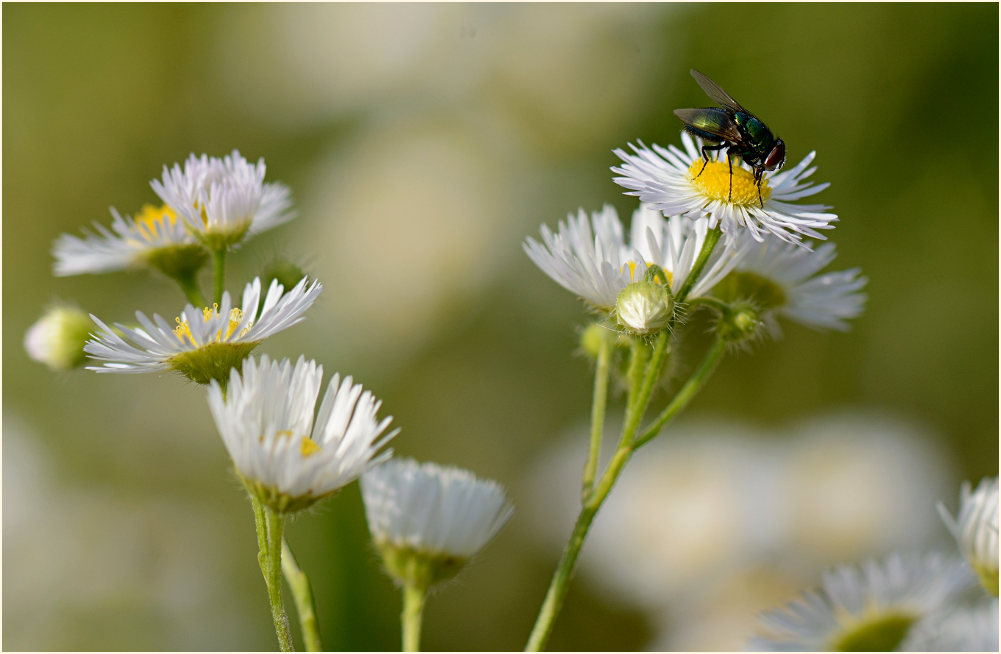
[27,150,513,651]
[751,475,998,651]
[525,131,867,341]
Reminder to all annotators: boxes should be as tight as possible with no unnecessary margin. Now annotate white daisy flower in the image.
[938,476,999,596]
[52,204,206,277]
[24,305,93,371]
[361,458,513,568]
[207,355,396,513]
[523,203,747,311]
[150,150,294,249]
[717,234,867,333]
[84,276,322,384]
[611,133,837,247]
[751,552,975,651]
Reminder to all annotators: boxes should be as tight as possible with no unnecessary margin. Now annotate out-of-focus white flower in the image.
[612,134,837,248]
[361,458,513,586]
[52,204,206,277]
[751,552,975,651]
[85,277,321,384]
[717,234,867,333]
[150,150,294,249]
[938,476,999,596]
[208,355,396,513]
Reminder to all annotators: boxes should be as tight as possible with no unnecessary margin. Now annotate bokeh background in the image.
[4,3,998,651]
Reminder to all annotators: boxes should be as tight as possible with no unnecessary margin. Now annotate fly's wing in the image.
[690,69,748,114]
[673,107,743,142]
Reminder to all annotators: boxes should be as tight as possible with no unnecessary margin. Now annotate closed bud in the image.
[614,281,673,335]
[716,303,764,344]
[24,305,94,371]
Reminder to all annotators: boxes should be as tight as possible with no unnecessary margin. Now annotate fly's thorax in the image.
[733,112,775,150]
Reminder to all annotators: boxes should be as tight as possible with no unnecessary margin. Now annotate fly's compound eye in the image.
[764,140,786,171]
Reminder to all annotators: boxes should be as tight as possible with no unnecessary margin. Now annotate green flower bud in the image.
[24,306,94,371]
[614,281,673,335]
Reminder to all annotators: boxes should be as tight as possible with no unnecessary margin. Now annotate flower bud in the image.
[614,281,673,335]
[24,305,93,371]
[716,302,763,344]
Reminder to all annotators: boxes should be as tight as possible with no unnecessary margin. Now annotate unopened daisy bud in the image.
[614,281,673,335]
[259,257,308,295]
[361,459,514,588]
[24,305,93,370]
[580,322,616,360]
[207,355,397,514]
[716,302,763,344]
[939,476,999,596]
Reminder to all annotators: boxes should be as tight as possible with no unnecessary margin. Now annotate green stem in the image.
[674,227,722,302]
[581,333,612,498]
[282,539,323,652]
[257,506,295,652]
[401,582,428,652]
[623,330,669,445]
[525,442,635,652]
[526,334,670,652]
[634,336,728,450]
[212,247,227,305]
[171,270,207,307]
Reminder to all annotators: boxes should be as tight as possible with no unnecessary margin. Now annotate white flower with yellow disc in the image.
[84,276,321,384]
[208,355,397,513]
[612,133,837,248]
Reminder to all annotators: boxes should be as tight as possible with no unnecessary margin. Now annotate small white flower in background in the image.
[938,475,999,596]
[751,552,975,652]
[523,203,745,311]
[611,133,837,248]
[52,204,205,277]
[150,150,294,249]
[24,305,94,371]
[85,276,322,384]
[715,234,867,333]
[207,355,397,513]
[361,458,514,586]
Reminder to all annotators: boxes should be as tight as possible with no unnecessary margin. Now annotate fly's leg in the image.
[697,142,728,179]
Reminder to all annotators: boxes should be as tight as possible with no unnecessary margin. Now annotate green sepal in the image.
[168,340,261,385]
[240,473,335,515]
[376,541,469,589]
[144,244,210,281]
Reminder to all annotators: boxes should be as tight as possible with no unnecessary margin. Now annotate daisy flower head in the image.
[611,133,837,248]
[84,276,322,384]
[523,203,747,316]
[208,355,397,513]
[938,475,999,596]
[150,150,294,250]
[361,458,514,587]
[751,552,975,652]
[714,234,867,335]
[52,204,207,278]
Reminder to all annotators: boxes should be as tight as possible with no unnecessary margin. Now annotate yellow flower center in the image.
[687,159,771,206]
[173,305,250,345]
[621,261,674,285]
[134,203,178,230]
[269,429,322,459]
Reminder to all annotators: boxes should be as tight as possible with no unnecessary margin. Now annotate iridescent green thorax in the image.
[733,112,776,150]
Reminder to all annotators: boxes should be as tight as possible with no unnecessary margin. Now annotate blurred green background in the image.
[4,3,997,651]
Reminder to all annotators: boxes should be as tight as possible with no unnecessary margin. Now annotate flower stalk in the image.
[282,539,323,652]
